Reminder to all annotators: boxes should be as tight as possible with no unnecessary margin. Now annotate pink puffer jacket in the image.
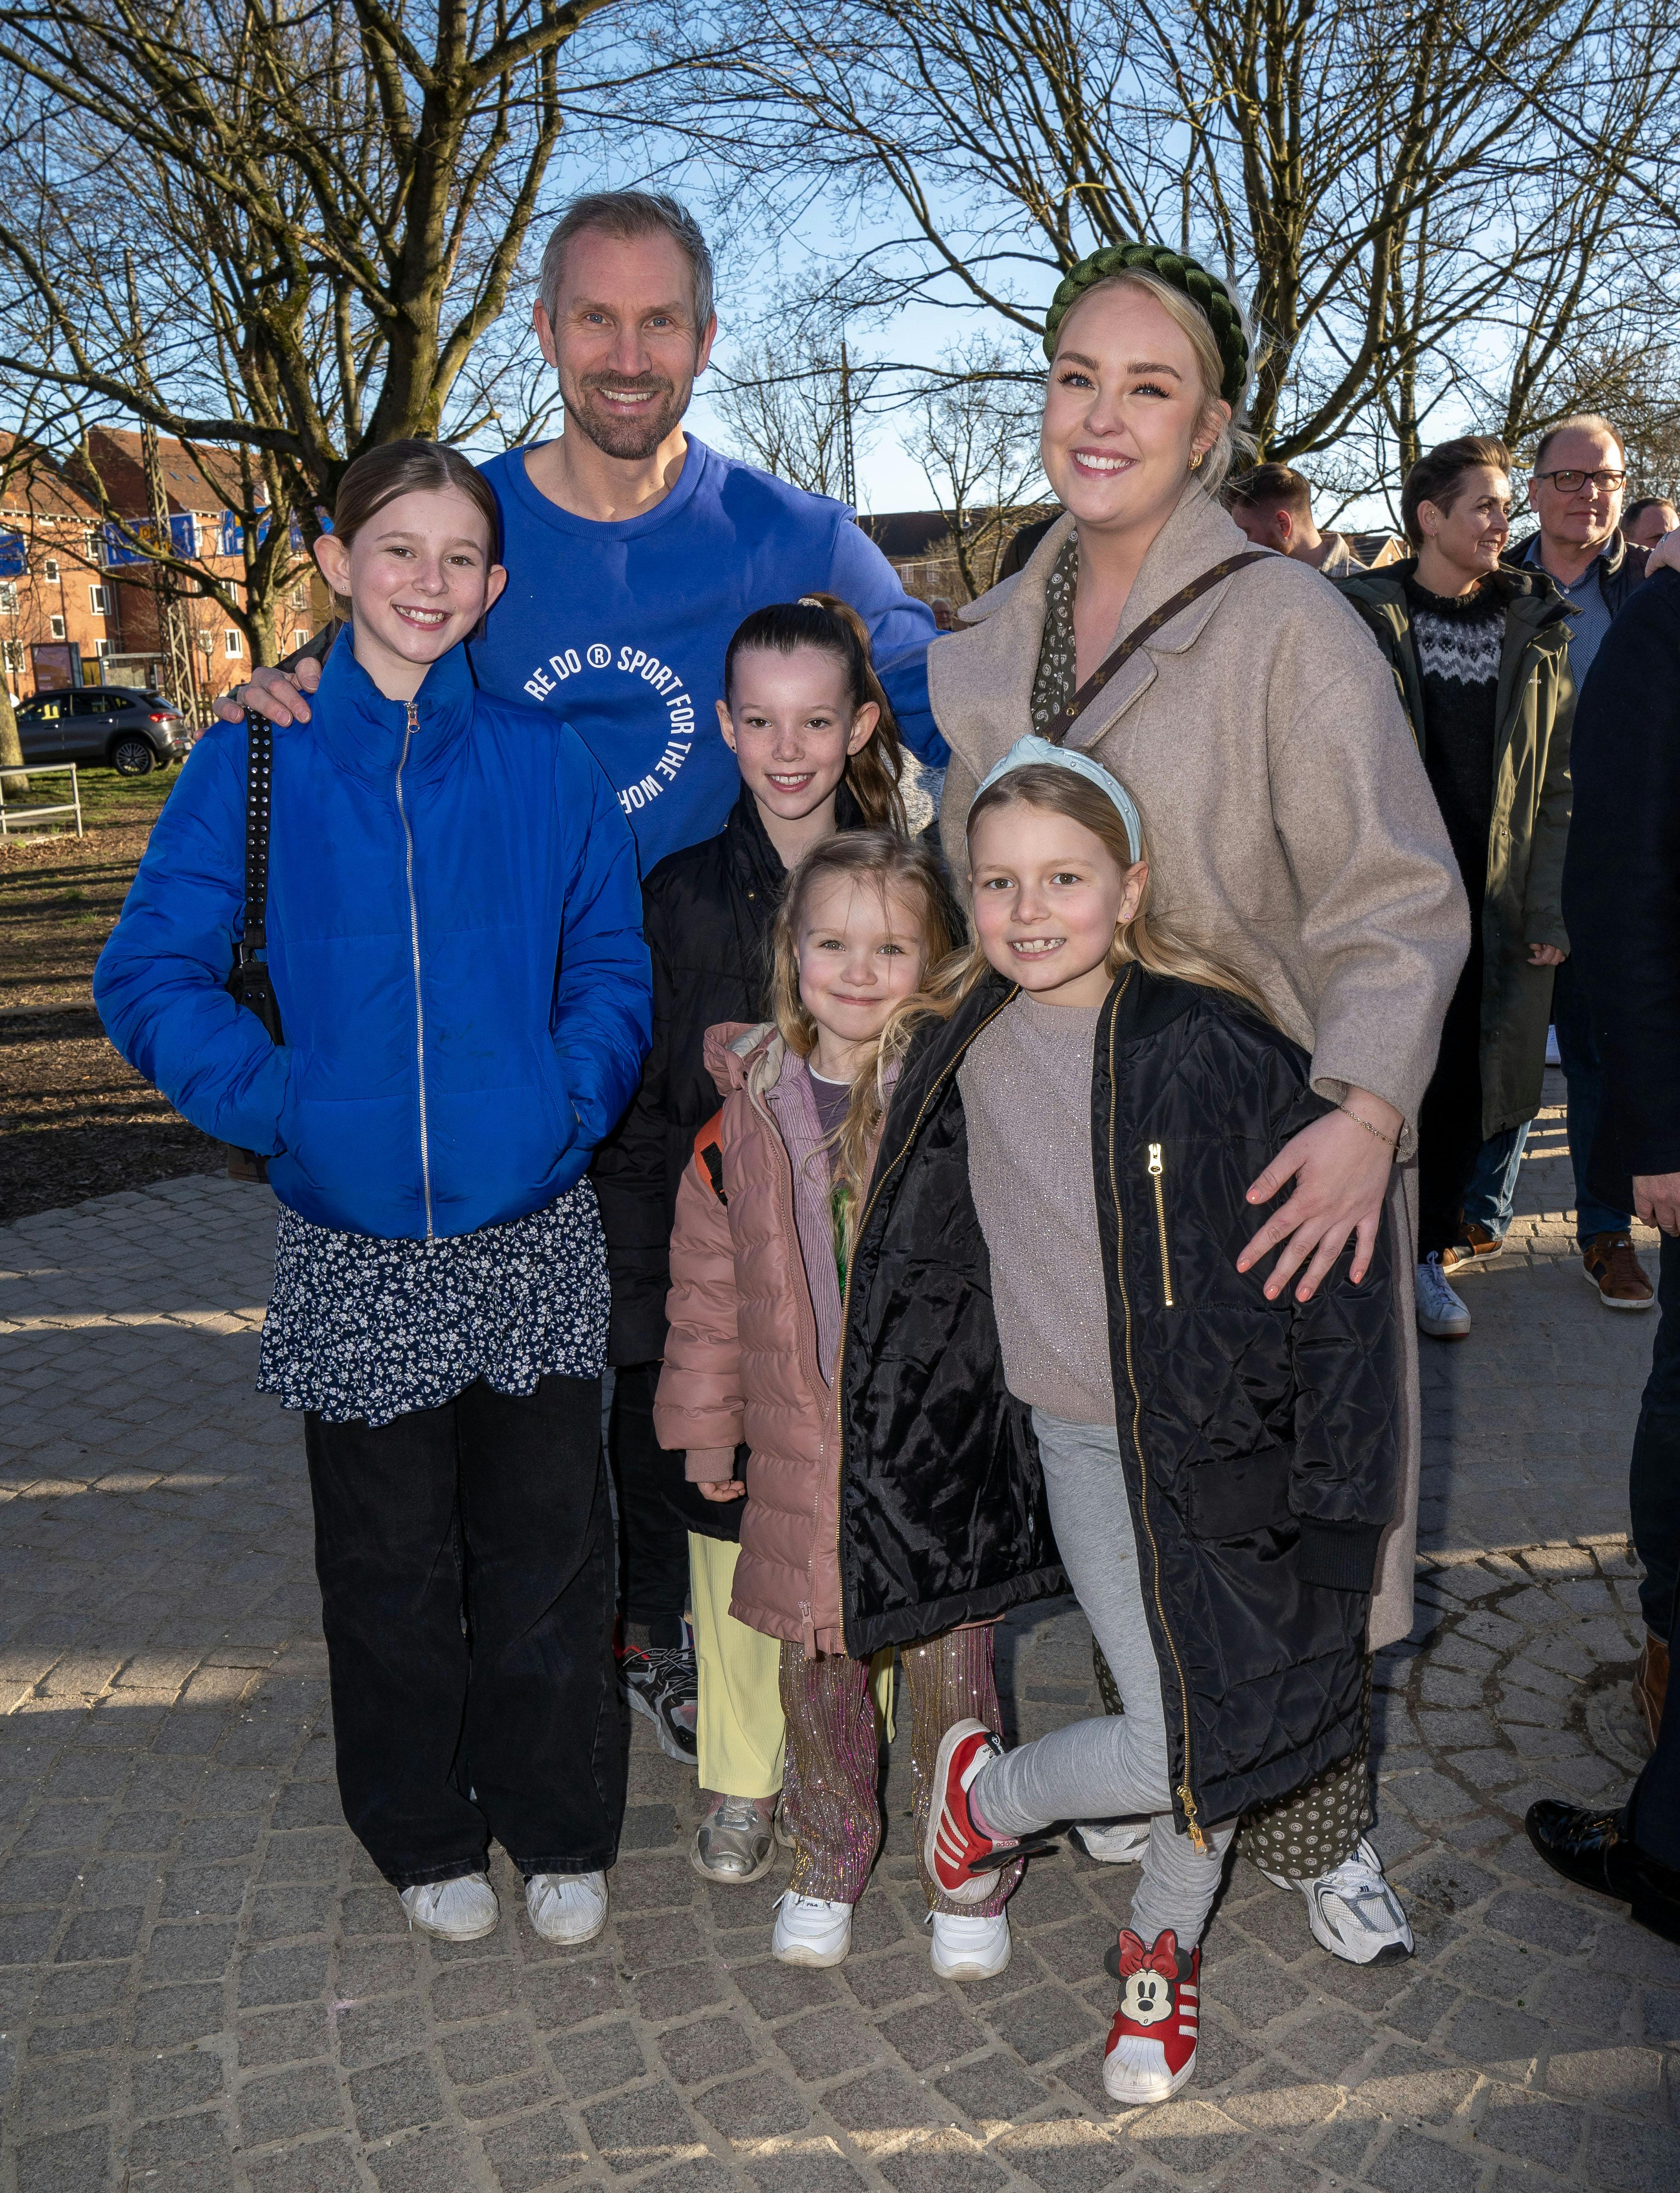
[654,1023,853,1654]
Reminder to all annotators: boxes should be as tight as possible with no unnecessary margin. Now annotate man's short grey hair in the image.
[1532,412,1627,472]
[538,191,715,337]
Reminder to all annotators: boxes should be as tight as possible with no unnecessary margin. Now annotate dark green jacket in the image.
[1335,561,1574,1137]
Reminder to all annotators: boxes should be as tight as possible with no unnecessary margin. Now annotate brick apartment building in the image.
[0,428,317,714]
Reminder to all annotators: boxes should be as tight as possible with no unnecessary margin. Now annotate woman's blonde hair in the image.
[1054,269,1257,496]
[768,832,959,1265]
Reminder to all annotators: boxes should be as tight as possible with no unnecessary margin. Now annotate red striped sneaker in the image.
[924,1719,1012,1903]
[1101,1929,1200,2106]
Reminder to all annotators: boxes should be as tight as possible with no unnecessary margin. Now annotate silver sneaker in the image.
[1415,1253,1471,1340]
[1259,1837,1415,1966]
[692,1794,776,1884]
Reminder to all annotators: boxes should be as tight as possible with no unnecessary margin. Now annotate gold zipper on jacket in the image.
[1147,1143,1173,1307]
[1107,985,1203,1851]
[395,699,434,1239]
[831,987,1018,1653]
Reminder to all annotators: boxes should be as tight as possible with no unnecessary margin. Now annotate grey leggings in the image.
[972,1411,1235,1945]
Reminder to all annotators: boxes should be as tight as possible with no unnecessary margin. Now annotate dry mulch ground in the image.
[1,764,224,1221]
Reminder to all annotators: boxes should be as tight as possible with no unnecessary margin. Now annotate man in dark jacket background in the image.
[1504,414,1652,1311]
[1535,559,1680,1942]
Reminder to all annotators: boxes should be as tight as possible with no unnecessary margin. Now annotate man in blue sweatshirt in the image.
[224,189,944,1773]
[228,190,943,871]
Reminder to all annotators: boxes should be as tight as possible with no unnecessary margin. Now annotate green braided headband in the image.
[1043,240,1250,409]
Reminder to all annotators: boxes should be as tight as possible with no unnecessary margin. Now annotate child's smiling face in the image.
[717,645,877,826]
[313,486,507,701]
[796,873,929,1069]
[968,799,1147,1009]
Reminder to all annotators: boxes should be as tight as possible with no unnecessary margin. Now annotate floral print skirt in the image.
[258,1181,609,1427]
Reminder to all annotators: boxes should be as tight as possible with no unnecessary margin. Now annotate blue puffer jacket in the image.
[95,635,651,1240]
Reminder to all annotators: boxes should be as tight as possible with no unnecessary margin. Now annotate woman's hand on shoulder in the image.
[1236,1090,1401,1300]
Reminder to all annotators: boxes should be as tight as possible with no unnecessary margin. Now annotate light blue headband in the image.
[973,735,1143,864]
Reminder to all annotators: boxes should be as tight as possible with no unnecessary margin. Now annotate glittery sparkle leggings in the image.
[779,1627,1023,1914]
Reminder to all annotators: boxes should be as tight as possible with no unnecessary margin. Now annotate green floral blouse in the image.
[1029,531,1080,732]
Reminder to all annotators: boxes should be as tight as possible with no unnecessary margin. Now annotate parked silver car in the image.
[14,687,188,775]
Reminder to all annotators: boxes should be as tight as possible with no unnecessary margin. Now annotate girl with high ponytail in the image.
[592,591,925,1892]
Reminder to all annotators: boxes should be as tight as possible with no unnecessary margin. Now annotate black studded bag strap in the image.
[220,712,283,1181]
[225,711,283,1045]
[1038,552,1270,747]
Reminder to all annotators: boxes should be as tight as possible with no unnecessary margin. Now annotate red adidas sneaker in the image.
[924,1718,1010,1903]
[1101,1928,1200,2105]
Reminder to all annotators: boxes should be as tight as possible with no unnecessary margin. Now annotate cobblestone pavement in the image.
[1,1158,1677,2193]
[1420,1071,1662,1557]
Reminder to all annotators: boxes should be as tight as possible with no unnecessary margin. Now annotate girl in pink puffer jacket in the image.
[655,832,1023,1980]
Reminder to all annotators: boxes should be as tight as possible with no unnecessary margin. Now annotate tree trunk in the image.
[0,679,27,797]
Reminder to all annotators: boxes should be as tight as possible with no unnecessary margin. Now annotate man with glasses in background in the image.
[1503,416,1654,1312]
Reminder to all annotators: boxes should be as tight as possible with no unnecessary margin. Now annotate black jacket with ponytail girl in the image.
[593,592,915,1372]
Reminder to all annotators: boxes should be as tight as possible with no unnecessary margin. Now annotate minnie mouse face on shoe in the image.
[1118,1961,1175,2028]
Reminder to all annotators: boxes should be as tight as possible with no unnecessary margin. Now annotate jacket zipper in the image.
[395,699,434,1239]
[1108,992,1204,1850]
[831,988,1017,1652]
[1147,1143,1173,1307]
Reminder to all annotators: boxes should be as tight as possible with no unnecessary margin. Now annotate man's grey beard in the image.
[561,374,690,461]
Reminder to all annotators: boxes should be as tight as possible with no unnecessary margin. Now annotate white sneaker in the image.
[399,1872,499,1942]
[525,1870,609,1945]
[771,1891,853,1967]
[1415,1253,1471,1340]
[1259,1837,1415,1966]
[1072,1819,1150,1864]
[929,1908,1011,1980]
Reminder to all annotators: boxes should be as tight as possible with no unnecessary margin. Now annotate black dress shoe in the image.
[1526,1800,1680,1945]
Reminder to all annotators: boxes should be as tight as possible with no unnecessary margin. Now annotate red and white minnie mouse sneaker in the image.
[1101,1927,1200,2106]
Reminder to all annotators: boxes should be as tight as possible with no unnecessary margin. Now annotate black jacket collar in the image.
[722,779,869,900]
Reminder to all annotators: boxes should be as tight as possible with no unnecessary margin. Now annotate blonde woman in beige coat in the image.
[931,241,1469,1968]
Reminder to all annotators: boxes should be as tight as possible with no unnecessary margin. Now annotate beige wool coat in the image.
[930,484,1471,1651]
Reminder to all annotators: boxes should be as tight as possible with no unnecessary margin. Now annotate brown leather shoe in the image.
[1635,1630,1669,1750]
[1442,1222,1504,1276]
[1582,1233,1655,1310]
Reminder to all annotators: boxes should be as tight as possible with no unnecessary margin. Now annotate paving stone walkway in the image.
[0,1134,1676,2193]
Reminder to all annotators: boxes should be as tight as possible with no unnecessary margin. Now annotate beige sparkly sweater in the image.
[960,994,1115,1426]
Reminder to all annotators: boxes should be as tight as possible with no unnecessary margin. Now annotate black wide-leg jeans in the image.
[304,1373,624,1887]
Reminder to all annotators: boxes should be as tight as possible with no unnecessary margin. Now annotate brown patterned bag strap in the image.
[1038,551,1270,746]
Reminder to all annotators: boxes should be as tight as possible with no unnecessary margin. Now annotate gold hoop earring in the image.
[1188,449,1205,471]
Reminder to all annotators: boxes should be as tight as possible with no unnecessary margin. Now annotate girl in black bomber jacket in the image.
[591,593,913,1886]
[835,738,1402,2108]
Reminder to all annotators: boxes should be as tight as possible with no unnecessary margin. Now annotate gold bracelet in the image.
[1338,1103,1400,1151]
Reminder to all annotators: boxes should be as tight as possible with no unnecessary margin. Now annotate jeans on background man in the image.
[1460,1122,1532,1246]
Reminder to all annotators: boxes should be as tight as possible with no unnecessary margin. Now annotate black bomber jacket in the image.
[837,963,1402,1839]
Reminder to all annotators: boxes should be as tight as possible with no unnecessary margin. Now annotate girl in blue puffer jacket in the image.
[95,440,651,1952]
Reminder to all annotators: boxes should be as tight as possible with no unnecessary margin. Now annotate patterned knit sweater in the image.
[1403,573,1507,906]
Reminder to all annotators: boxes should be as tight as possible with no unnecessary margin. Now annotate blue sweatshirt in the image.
[472,437,946,872]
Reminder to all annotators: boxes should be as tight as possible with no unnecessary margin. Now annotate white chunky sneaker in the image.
[1072,1819,1150,1864]
[1415,1253,1471,1340]
[771,1891,853,1967]
[1259,1837,1415,1966]
[525,1870,609,1946]
[399,1872,499,1942]
[929,1908,1011,1980]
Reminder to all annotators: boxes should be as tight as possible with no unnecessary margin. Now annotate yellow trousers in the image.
[689,1534,786,1799]
[688,1534,895,1797]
